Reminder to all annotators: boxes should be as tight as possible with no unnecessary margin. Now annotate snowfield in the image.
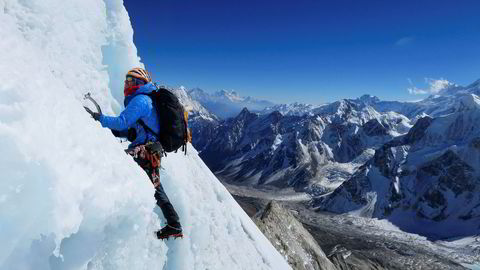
[0,0,290,269]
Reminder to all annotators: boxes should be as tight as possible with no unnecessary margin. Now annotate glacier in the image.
[0,0,290,269]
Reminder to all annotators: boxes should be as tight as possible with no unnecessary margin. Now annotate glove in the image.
[84,106,102,121]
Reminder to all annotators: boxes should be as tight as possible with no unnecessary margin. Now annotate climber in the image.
[85,67,183,240]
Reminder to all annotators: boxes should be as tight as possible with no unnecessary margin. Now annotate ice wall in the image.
[0,0,290,269]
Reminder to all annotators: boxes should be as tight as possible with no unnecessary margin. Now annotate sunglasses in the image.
[125,76,146,85]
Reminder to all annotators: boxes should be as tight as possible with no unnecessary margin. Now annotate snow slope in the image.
[0,1,290,269]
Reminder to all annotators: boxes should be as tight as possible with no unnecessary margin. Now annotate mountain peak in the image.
[467,79,480,89]
[235,107,257,119]
[215,89,242,100]
[188,87,210,100]
[232,107,258,125]
[239,107,250,114]
[357,94,380,105]
[176,85,188,95]
[189,87,205,93]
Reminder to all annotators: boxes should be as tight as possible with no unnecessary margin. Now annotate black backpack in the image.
[138,87,189,154]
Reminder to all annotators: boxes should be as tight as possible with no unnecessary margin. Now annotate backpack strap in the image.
[135,93,160,140]
[138,119,159,139]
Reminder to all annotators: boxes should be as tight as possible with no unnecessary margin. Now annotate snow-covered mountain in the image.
[360,80,480,119]
[198,99,412,194]
[188,87,275,119]
[260,102,325,117]
[0,1,291,269]
[189,78,480,241]
[314,93,480,239]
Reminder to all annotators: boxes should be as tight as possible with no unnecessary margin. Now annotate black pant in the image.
[130,144,181,228]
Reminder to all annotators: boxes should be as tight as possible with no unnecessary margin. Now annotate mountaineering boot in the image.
[156,224,183,240]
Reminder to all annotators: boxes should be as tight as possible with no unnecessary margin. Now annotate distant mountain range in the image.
[314,81,480,239]
[173,79,480,239]
[260,102,324,117]
[199,100,411,194]
[187,87,275,119]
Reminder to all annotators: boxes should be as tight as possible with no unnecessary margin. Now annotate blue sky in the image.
[124,0,480,104]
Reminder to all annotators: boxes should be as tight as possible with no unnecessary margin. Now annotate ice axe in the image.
[83,92,102,120]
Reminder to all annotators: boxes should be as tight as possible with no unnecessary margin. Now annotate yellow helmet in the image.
[126,67,152,83]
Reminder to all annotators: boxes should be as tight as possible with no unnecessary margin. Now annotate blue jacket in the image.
[99,83,160,148]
